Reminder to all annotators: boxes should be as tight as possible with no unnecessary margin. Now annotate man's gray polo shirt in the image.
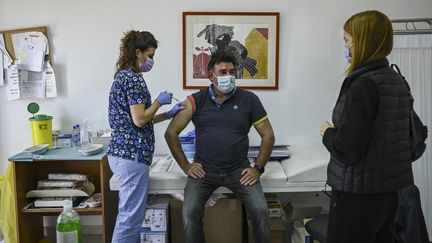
[188,86,268,172]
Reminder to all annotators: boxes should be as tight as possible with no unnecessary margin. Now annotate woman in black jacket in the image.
[320,10,414,243]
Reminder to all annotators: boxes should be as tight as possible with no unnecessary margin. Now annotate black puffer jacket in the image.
[323,59,414,193]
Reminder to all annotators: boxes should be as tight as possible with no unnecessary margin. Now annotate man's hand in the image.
[320,121,334,136]
[240,167,261,186]
[183,163,206,179]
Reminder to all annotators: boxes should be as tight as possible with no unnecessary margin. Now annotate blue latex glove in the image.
[156,91,173,106]
[166,103,185,119]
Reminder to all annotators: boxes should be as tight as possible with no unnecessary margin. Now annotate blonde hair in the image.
[344,10,393,75]
[115,30,158,76]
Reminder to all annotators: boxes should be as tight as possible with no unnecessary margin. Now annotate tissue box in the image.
[58,134,72,148]
[181,143,195,159]
[180,130,195,159]
[179,130,195,144]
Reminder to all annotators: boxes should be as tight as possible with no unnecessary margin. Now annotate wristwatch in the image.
[254,165,265,174]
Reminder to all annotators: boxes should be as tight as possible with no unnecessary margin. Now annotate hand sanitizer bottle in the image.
[56,200,83,243]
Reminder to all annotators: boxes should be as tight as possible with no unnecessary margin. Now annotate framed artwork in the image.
[183,12,280,90]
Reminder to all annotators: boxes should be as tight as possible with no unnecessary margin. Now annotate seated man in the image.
[165,53,275,243]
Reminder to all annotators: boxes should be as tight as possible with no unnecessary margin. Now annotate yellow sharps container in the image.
[29,114,53,148]
[28,103,53,148]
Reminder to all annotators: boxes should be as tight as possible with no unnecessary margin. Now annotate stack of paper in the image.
[33,197,81,208]
[37,179,85,189]
[25,173,94,208]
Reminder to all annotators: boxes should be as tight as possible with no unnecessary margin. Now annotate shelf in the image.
[11,154,115,242]
[21,206,102,215]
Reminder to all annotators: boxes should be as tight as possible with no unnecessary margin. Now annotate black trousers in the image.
[326,190,399,243]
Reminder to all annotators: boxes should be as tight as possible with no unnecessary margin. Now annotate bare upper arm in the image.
[253,118,274,138]
[130,103,146,126]
[166,98,193,135]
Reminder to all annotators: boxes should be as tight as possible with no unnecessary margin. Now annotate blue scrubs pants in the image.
[108,156,149,243]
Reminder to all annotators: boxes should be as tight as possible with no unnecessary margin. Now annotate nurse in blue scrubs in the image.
[107,30,183,243]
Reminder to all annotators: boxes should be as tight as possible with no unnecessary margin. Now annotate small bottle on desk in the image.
[72,125,81,150]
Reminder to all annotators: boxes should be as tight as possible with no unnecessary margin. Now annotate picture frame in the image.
[183,12,280,90]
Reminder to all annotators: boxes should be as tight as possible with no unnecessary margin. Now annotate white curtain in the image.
[388,34,432,239]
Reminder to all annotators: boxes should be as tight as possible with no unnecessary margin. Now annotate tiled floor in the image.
[0,234,102,243]
[43,234,103,243]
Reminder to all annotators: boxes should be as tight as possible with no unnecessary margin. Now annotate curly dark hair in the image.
[115,30,158,76]
[207,53,237,72]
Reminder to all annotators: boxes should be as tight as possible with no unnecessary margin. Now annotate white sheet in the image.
[281,144,329,182]
[110,144,330,193]
[110,161,288,192]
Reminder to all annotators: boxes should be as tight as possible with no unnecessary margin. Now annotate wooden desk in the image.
[9,148,118,243]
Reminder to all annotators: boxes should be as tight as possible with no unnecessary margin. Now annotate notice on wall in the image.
[11,31,49,72]
[0,34,5,86]
[0,48,3,87]
[6,65,20,100]
[44,61,57,98]
[1,28,57,101]
[19,69,46,99]
[0,33,12,69]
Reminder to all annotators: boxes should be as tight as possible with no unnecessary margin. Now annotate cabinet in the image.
[9,148,118,243]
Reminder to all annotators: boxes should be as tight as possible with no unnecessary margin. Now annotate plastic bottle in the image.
[75,124,81,148]
[72,125,81,149]
[80,119,89,147]
[56,200,83,243]
[72,125,78,149]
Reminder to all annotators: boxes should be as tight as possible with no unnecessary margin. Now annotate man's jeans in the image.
[183,166,270,243]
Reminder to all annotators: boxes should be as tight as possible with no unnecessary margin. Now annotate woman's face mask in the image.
[344,41,353,63]
[139,57,154,72]
[343,31,353,63]
[216,75,236,93]
[344,46,352,63]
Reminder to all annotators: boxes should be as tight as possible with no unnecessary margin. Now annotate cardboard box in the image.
[170,198,243,243]
[142,195,170,232]
[288,205,322,221]
[248,218,286,243]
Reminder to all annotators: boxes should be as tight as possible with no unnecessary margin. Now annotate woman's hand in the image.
[166,103,185,119]
[156,91,173,106]
[320,121,334,136]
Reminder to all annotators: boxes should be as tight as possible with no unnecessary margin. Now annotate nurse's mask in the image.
[140,58,154,72]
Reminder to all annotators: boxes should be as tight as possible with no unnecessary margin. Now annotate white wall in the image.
[1,0,432,227]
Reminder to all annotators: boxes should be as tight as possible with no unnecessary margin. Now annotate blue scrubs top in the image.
[107,68,155,165]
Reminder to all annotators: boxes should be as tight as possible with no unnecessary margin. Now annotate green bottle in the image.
[56,200,83,243]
